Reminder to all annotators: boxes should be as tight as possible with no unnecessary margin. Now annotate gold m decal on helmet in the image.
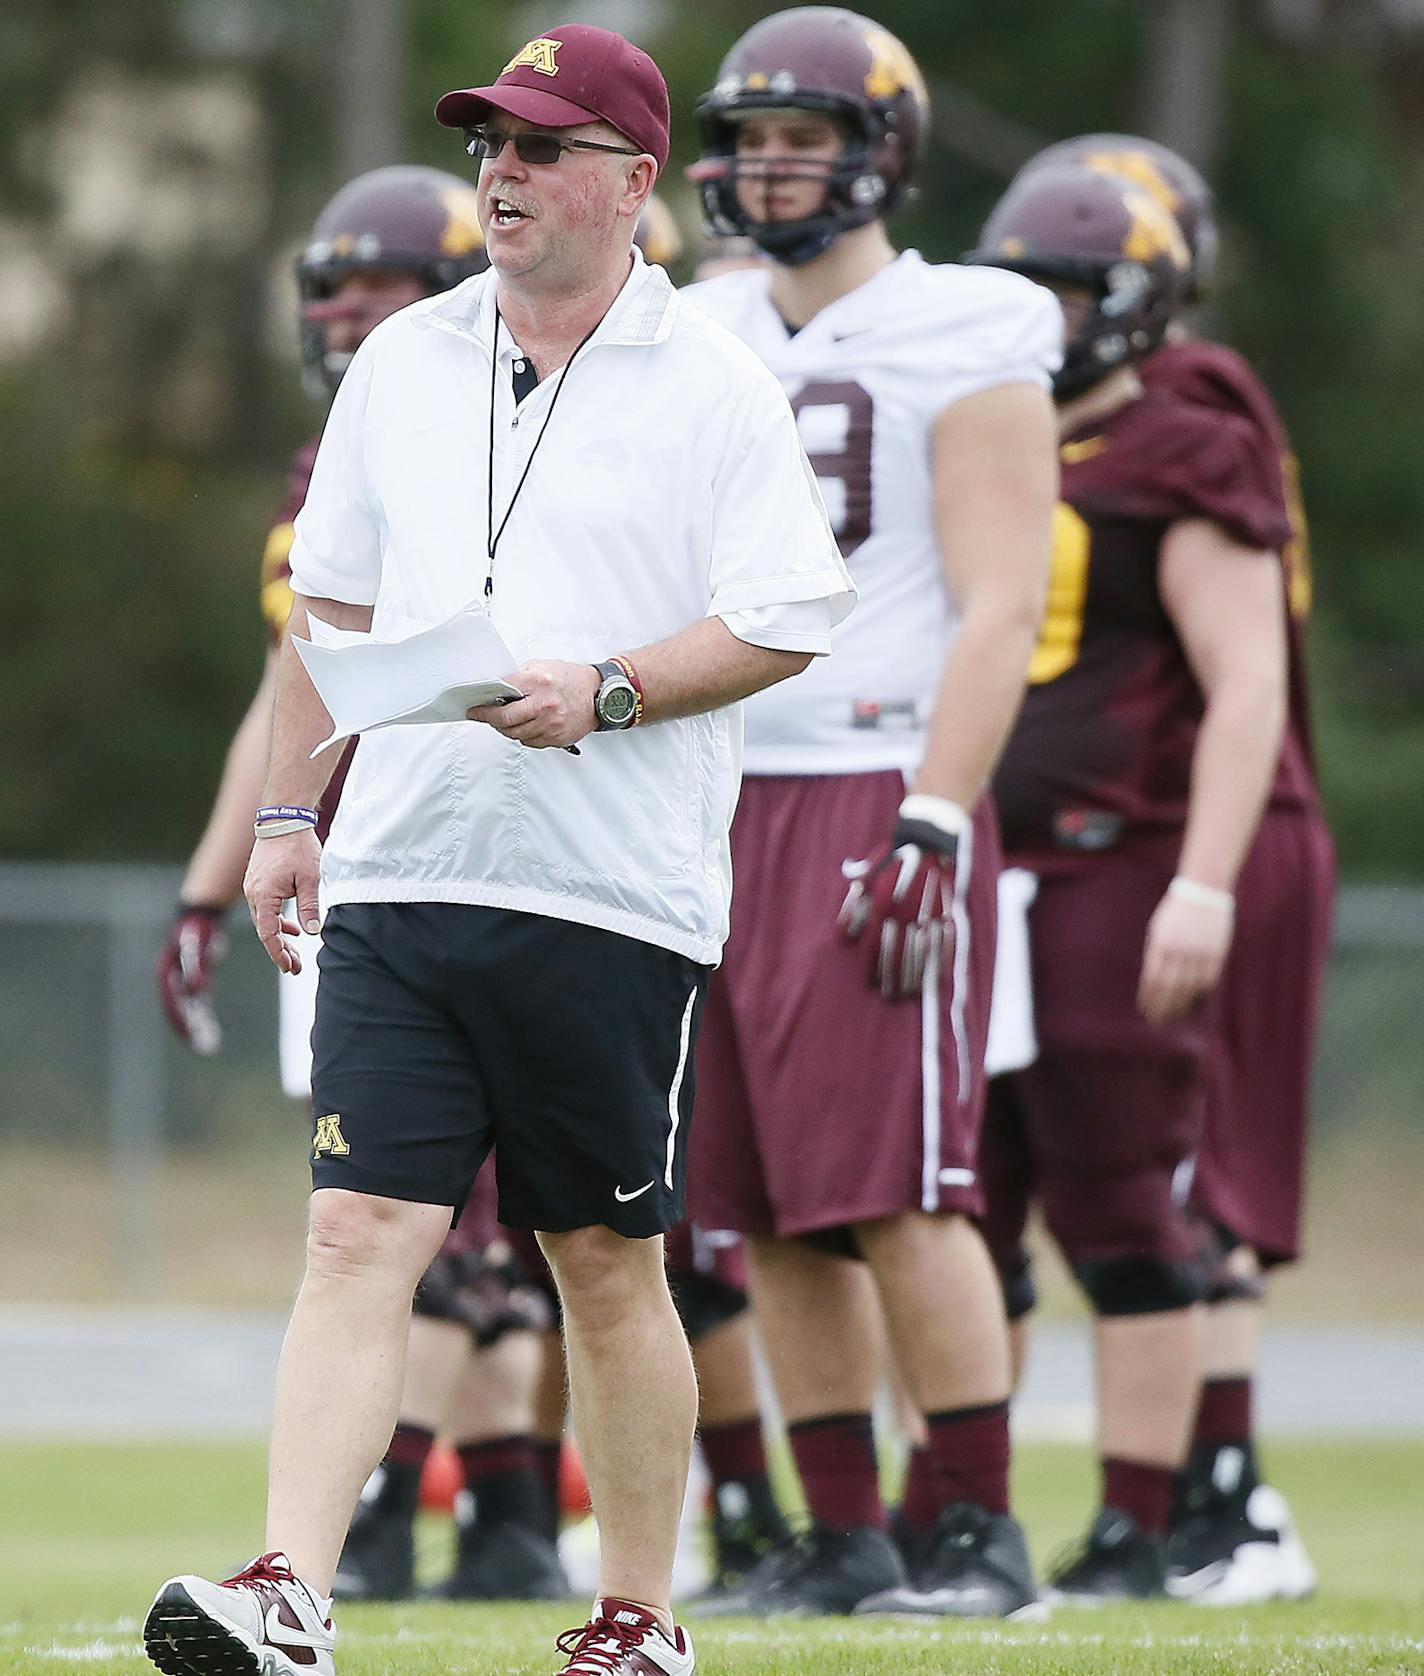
[438,184,485,257]
[1084,149,1182,215]
[862,28,926,103]
[313,1114,350,1157]
[1121,188,1191,270]
[504,36,562,77]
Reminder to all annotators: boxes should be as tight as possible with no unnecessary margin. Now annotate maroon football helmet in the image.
[692,7,929,266]
[1015,133,1217,301]
[966,164,1192,398]
[296,165,488,396]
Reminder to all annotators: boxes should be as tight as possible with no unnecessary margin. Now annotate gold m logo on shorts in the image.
[504,37,562,77]
[313,1114,350,1157]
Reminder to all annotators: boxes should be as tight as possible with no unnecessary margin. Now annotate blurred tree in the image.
[0,0,1421,874]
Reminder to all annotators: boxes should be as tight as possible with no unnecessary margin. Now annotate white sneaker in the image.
[1167,1483,1317,1605]
[555,1598,695,1674]
[143,1551,336,1675]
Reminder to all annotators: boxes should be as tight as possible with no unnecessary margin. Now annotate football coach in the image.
[142,24,852,1676]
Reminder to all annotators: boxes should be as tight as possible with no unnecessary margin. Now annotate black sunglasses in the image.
[464,125,642,166]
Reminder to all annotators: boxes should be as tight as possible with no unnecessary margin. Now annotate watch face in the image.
[601,683,637,725]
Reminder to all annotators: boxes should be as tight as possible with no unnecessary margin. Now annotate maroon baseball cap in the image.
[435,25,670,173]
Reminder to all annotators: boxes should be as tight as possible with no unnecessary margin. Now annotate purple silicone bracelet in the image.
[255,805,319,826]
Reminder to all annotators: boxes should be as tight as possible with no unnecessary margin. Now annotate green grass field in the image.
[4,1438,1421,1674]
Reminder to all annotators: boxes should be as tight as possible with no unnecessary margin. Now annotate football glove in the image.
[156,903,228,1055]
[838,794,970,1000]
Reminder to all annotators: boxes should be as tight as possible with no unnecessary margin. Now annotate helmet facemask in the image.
[692,95,902,267]
[1031,259,1170,400]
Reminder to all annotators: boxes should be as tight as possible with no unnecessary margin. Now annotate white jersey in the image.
[684,250,1061,776]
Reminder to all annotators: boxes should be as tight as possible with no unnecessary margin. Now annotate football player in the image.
[968,161,1296,1601]
[1002,135,1332,1605]
[155,167,570,1604]
[682,7,1061,1617]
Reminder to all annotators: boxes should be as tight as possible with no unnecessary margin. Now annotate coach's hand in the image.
[838,795,969,1000]
[468,660,601,750]
[244,829,322,975]
[156,904,227,1054]
[1138,882,1234,1023]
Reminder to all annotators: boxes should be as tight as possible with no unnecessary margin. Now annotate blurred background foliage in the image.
[3,0,1422,874]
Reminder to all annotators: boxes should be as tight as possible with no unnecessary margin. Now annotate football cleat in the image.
[1045,1508,1168,1604]
[143,1552,335,1676]
[690,1521,905,1617]
[432,1517,572,1601]
[1167,1481,1317,1605]
[855,1502,1046,1619]
[554,1599,694,1674]
[686,1479,793,1607]
[329,1487,415,1601]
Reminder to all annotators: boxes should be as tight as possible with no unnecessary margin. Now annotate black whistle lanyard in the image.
[485,307,599,601]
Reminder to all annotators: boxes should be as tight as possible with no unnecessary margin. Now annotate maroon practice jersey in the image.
[257,434,353,840]
[995,388,1292,863]
[1142,338,1320,812]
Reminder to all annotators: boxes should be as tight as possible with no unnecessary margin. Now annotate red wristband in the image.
[609,655,645,727]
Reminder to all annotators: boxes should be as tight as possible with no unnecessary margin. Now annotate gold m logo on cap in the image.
[504,36,562,77]
[313,1114,350,1156]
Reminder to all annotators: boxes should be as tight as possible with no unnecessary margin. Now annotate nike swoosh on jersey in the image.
[614,1180,655,1203]
[263,1605,329,1650]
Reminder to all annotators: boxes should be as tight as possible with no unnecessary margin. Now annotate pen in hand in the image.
[469,683,582,755]
[500,691,579,755]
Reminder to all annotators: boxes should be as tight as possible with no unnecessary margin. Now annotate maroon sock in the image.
[899,1445,938,1532]
[386,1421,436,1471]
[456,1435,543,1532]
[533,1438,563,1543]
[787,1413,884,1532]
[1102,1456,1175,1536]
[369,1422,435,1518]
[1194,1376,1253,1448]
[534,1438,563,1498]
[699,1417,768,1488]
[918,1401,1011,1519]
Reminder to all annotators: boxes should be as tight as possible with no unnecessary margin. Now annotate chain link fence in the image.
[1,864,1421,1303]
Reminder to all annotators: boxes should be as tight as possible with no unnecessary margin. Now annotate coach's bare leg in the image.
[539,1227,695,1634]
[265,1189,451,1592]
[855,1211,1011,1411]
[1095,1306,1205,1465]
[744,1235,883,1421]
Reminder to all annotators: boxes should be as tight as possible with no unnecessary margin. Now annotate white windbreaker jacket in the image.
[289,250,854,963]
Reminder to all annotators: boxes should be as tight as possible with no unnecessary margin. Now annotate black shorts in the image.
[309,903,710,1238]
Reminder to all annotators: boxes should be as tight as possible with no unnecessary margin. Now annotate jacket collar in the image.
[418,246,678,355]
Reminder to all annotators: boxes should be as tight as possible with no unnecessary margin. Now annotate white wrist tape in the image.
[898,794,972,840]
[1169,876,1235,914]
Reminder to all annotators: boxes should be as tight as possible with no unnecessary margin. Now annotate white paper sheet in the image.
[292,604,523,757]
